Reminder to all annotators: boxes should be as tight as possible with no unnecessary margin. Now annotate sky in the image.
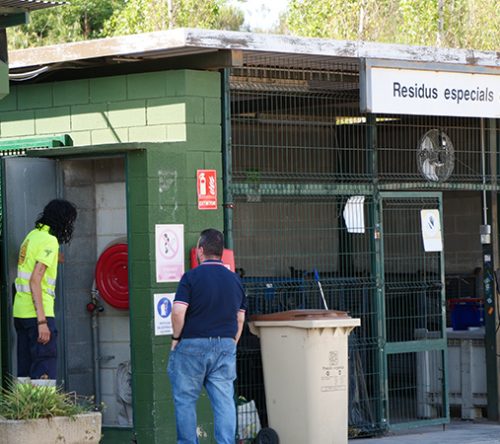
[228,0,289,31]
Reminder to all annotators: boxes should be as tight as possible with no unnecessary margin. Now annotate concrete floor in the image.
[350,420,500,444]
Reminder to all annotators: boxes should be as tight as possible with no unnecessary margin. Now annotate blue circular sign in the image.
[157,297,172,318]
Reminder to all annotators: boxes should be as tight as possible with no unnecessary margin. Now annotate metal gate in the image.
[232,192,448,436]
[380,192,448,428]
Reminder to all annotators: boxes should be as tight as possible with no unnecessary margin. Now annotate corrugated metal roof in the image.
[0,0,66,11]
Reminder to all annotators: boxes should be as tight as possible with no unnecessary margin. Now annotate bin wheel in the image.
[255,427,279,444]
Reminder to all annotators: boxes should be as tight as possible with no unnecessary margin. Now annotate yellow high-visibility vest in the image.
[13,225,59,318]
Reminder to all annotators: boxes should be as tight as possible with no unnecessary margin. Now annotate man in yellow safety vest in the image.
[13,199,77,380]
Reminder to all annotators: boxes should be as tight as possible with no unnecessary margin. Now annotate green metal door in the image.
[380,192,449,429]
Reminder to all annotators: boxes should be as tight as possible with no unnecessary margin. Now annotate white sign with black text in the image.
[154,293,175,336]
[363,66,500,118]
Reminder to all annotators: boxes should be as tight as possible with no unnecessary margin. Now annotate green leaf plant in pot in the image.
[0,381,102,444]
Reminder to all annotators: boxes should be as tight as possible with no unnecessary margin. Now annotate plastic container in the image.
[249,310,360,444]
[449,298,484,331]
[31,379,56,387]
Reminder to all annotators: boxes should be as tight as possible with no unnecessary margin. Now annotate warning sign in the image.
[197,169,217,210]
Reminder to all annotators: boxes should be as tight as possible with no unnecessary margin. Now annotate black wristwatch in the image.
[172,336,181,341]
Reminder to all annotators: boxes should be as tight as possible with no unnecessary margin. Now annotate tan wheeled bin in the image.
[249,310,360,444]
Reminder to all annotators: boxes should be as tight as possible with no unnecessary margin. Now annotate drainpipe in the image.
[481,119,489,231]
[87,283,104,409]
[221,68,234,250]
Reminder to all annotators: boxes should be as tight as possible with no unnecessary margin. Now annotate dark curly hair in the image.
[35,199,77,244]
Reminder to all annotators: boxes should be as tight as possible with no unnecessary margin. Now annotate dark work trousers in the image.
[14,317,57,379]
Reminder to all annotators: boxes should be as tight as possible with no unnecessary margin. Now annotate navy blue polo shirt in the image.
[174,260,247,339]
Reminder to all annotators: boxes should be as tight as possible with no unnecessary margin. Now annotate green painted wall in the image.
[0,70,224,444]
[126,71,223,444]
[0,70,220,148]
[127,141,223,444]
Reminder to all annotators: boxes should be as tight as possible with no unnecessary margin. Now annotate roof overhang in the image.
[0,0,66,13]
[0,1,63,99]
[8,28,500,82]
[26,142,147,157]
[0,0,66,27]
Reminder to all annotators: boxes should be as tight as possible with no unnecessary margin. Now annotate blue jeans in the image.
[14,317,58,379]
[167,337,237,444]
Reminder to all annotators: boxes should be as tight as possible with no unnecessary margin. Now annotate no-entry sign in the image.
[197,169,217,210]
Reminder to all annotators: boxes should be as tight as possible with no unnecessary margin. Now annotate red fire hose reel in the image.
[95,243,129,309]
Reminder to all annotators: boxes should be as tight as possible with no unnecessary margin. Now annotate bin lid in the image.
[249,309,361,333]
[250,309,350,322]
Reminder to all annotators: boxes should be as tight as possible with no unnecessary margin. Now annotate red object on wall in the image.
[197,169,217,210]
[95,243,129,309]
[190,247,235,272]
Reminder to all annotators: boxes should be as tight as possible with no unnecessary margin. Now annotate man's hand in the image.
[171,303,187,350]
[38,323,51,344]
[235,310,245,344]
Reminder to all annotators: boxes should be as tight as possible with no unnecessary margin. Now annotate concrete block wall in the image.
[94,158,130,426]
[0,70,220,147]
[61,157,131,427]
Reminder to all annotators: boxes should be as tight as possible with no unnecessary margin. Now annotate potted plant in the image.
[0,381,101,444]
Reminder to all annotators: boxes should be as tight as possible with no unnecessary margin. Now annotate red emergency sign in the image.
[197,169,217,210]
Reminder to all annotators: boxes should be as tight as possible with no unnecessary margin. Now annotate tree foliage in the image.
[103,0,244,36]
[8,0,124,49]
[286,0,500,51]
[8,0,244,49]
[7,0,499,51]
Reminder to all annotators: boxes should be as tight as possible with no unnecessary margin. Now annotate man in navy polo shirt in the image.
[167,228,247,444]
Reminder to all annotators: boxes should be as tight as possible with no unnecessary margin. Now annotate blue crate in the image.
[450,300,484,331]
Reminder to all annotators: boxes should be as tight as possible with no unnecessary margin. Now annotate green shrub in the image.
[0,382,88,420]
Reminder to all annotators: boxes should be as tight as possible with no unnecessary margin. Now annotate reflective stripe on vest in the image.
[15,283,55,297]
[17,270,56,286]
[14,225,59,318]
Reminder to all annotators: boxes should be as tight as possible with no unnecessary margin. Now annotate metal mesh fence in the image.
[230,60,379,438]
[382,197,443,343]
[387,350,446,425]
[228,59,495,438]
[232,195,382,438]
[377,116,497,185]
[231,57,499,190]
[381,195,447,426]
[231,60,368,184]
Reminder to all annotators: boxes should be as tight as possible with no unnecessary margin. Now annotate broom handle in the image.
[314,269,329,310]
